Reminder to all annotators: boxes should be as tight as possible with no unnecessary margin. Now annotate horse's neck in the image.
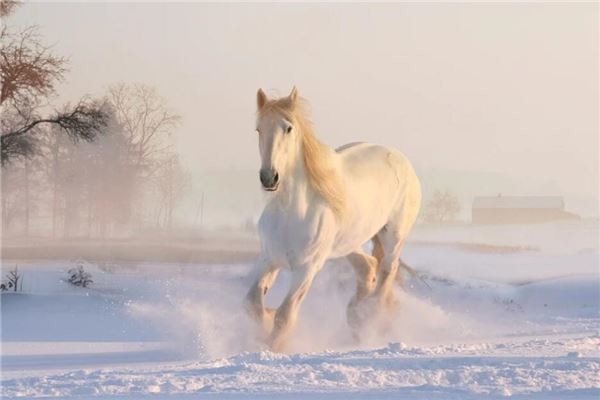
[274,155,312,212]
[275,136,340,217]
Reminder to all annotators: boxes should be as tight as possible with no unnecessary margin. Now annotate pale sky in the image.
[9,2,599,221]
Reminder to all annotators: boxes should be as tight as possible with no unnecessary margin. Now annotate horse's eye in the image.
[286,125,293,134]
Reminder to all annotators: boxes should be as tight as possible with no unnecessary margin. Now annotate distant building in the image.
[472,195,580,224]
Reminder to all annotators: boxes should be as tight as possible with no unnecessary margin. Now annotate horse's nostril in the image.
[259,169,278,189]
[259,170,268,185]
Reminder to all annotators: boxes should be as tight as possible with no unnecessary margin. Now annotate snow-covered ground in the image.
[1,221,599,399]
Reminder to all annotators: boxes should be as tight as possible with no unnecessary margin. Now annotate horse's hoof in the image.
[383,295,400,312]
[347,296,377,331]
[263,307,276,327]
[255,308,276,340]
[267,334,288,353]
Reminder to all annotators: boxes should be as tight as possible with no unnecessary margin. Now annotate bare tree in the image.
[39,125,68,237]
[35,104,135,238]
[153,153,190,229]
[81,106,136,237]
[1,160,24,232]
[2,100,108,163]
[0,25,65,107]
[105,83,182,232]
[0,5,107,165]
[107,83,181,175]
[0,0,21,19]
[423,189,461,224]
[1,265,22,292]
[0,150,45,236]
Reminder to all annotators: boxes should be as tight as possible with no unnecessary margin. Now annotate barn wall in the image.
[472,208,579,224]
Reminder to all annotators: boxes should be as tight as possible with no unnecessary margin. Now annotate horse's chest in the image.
[258,205,334,268]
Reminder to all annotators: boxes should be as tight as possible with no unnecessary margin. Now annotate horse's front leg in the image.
[245,258,281,339]
[268,264,319,352]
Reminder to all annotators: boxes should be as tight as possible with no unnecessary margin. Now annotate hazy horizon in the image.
[9,2,598,225]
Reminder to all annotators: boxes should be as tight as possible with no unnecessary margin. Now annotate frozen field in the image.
[1,221,599,399]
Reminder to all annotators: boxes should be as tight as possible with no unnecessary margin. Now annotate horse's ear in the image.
[257,88,268,110]
[289,86,298,104]
[281,86,299,110]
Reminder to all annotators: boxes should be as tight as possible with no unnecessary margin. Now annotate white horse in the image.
[245,87,421,351]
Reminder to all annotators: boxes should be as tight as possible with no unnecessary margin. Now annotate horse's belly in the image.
[330,236,369,258]
[330,206,391,258]
[332,184,396,258]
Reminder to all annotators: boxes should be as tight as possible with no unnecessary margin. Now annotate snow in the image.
[1,221,599,399]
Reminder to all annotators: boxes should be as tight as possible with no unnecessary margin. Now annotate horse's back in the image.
[333,141,421,251]
[335,142,367,153]
[336,142,416,179]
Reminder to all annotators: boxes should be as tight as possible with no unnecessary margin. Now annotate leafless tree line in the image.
[1,2,189,238]
[1,85,189,238]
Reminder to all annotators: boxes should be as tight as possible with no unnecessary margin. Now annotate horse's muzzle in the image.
[260,168,279,191]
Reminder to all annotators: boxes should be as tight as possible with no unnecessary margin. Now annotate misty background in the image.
[2,2,598,236]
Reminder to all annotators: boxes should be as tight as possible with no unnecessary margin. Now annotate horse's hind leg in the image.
[371,235,384,267]
[346,250,378,335]
[374,227,406,310]
[245,259,280,338]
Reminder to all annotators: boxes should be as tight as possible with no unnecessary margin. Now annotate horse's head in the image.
[255,87,301,192]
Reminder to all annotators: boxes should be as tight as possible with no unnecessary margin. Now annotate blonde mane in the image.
[259,98,346,217]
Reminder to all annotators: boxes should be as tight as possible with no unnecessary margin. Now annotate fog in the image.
[2,5,599,394]
[6,2,598,230]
